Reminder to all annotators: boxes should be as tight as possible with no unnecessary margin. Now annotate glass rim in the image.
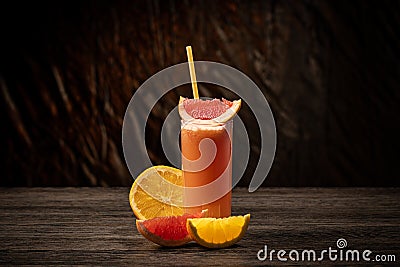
[180,118,233,127]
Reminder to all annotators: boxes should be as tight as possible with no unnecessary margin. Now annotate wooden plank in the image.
[0,188,399,265]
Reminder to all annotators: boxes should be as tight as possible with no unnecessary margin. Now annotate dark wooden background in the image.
[1,0,400,186]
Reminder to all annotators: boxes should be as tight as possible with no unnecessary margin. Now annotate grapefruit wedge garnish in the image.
[136,211,207,247]
[178,97,241,123]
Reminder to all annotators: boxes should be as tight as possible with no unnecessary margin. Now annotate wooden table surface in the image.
[0,188,399,266]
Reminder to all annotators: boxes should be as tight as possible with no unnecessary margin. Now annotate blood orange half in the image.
[136,211,206,247]
[178,97,241,123]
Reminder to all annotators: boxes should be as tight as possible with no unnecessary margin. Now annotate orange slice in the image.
[178,96,241,123]
[129,165,184,220]
[187,214,251,248]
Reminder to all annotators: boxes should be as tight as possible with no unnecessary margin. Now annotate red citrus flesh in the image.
[183,98,233,120]
[136,212,204,247]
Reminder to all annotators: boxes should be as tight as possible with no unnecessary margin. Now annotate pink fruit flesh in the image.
[142,213,200,241]
[183,98,233,120]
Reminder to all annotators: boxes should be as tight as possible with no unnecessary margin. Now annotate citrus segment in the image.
[129,166,184,220]
[136,212,205,247]
[178,97,241,123]
[187,214,250,248]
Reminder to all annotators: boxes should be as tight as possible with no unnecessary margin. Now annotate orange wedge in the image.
[129,166,184,220]
[187,214,250,248]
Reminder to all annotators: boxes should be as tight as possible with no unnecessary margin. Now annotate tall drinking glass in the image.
[181,118,233,218]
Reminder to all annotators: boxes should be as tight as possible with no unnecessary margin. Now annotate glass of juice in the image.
[180,102,233,218]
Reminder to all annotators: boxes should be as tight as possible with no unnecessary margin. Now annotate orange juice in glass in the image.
[179,98,240,218]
